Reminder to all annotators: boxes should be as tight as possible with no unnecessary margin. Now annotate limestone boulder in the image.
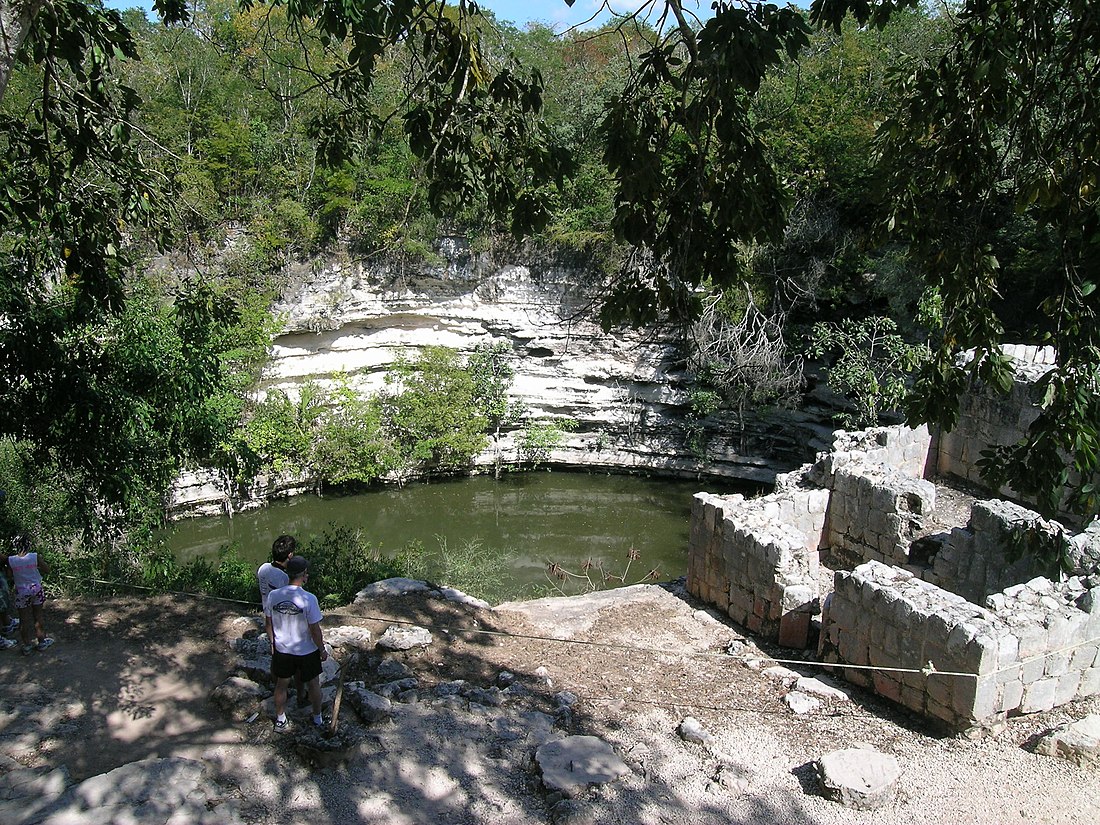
[536,735,631,798]
[377,625,433,651]
[1035,714,1100,769]
[816,747,901,810]
[210,676,271,721]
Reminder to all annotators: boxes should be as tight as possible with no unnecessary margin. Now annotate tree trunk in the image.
[0,0,43,106]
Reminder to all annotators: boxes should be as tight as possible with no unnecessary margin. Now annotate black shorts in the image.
[272,649,323,683]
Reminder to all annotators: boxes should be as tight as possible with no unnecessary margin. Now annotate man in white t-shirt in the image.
[266,556,328,732]
[257,534,304,701]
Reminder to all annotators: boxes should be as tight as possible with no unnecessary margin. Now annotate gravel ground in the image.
[1,585,1097,824]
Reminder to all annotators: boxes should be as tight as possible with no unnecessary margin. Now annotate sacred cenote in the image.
[165,472,757,602]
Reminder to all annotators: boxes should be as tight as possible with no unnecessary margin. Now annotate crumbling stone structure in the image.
[688,346,1100,731]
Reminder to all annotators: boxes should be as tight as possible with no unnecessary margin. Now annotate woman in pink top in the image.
[7,535,54,655]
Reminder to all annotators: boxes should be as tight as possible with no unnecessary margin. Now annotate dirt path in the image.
[0,595,242,780]
[1,585,1098,824]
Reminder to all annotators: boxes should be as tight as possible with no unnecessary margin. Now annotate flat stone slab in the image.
[762,666,801,685]
[784,691,822,715]
[355,578,433,601]
[794,676,851,702]
[1035,714,1100,769]
[210,676,271,721]
[0,766,68,802]
[3,757,244,825]
[377,625,433,651]
[536,735,631,798]
[436,586,491,609]
[325,625,373,649]
[816,747,901,810]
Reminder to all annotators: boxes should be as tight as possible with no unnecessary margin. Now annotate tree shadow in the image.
[0,586,836,824]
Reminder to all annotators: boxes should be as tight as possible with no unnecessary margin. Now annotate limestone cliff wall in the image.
[168,240,823,516]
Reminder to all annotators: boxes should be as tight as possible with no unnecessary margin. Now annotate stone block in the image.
[1070,643,1097,672]
[996,634,1020,670]
[969,679,1000,722]
[777,610,811,650]
[816,748,901,811]
[1021,656,1046,685]
[872,672,902,703]
[1017,626,1048,659]
[996,664,1022,687]
[1044,614,1075,651]
[728,586,753,615]
[966,635,1000,676]
[781,584,816,613]
[1021,678,1058,714]
[926,698,957,725]
[1054,672,1082,706]
[828,597,854,631]
[838,633,869,666]
[1044,651,1071,678]
[899,684,925,712]
[1080,667,1100,697]
[1034,715,1100,769]
[925,674,952,708]
[1001,679,1025,712]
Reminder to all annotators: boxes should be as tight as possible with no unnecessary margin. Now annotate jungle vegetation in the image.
[1,0,1097,595]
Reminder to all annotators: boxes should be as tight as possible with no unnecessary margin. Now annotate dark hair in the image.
[11,534,30,553]
[272,535,298,564]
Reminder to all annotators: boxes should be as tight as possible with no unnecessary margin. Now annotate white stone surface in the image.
[1035,714,1100,769]
[816,747,901,810]
[535,735,631,798]
[783,691,822,715]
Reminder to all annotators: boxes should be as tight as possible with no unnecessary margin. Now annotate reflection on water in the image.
[163,472,759,600]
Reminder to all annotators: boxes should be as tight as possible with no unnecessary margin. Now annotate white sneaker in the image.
[0,619,18,634]
[0,638,17,650]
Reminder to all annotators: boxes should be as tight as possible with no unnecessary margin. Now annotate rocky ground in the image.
[0,581,1097,824]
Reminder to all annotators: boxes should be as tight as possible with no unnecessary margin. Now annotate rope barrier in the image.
[58,572,1100,687]
[321,608,986,678]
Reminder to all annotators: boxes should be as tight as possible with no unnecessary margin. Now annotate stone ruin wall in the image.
[687,345,1100,731]
[688,488,829,649]
[936,345,1054,488]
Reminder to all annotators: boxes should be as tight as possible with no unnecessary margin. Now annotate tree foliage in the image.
[811,0,1100,516]
[383,346,489,474]
[808,315,929,429]
[3,0,1100,528]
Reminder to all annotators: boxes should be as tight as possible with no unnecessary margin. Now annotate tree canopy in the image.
[2,0,1099,523]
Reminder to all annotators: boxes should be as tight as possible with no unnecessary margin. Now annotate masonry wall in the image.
[821,560,1100,730]
[927,500,1047,603]
[826,465,936,568]
[936,346,1053,486]
[688,487,829,648]
[686,348,1100,728]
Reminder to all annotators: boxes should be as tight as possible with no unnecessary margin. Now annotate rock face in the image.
[815,747,901,810]
[169,244,822,516]
[1035,715,1100,769]
[535,735,631,798]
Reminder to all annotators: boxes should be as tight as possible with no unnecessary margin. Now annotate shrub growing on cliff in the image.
[382,347,489,477]
[312,378,397,486]
[807,316,929,428]
[518,417,577,469]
